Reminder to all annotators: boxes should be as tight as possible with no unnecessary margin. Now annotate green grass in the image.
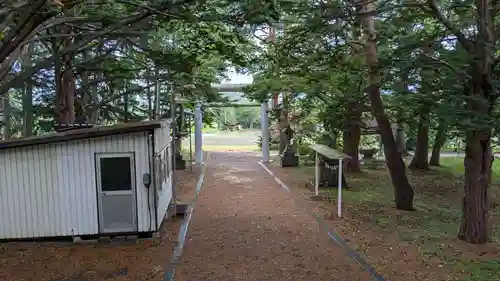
[181,143,259,152]
[439,157,500,179]
[337,167,461,239]
[278,157,500,280]
[464,259,500,281]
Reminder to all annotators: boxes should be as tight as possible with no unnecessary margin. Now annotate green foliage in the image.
[0,0,280,136]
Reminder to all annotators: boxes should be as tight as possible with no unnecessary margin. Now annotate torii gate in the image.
[193,83,272,164]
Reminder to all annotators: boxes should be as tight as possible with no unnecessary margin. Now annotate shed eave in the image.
[0,121,167,150]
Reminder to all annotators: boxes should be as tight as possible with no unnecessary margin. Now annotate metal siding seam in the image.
[68,141,78,234]
[48,144,55,236]
[74,140,82,234]
[35,146,42,237]
[152,132,158,231]
[10,150,18,238]
[84,140,91,234]
[150,129,158,232]
[66,141,75,236]
[0,150,7,238]
[50,144,62,236]
[86,139,97,234]
[133,134,142,232]
[136,135,141,232]
[16,148,27,237]
[10,150,16,237]
[79,140,87,234]
[32,146,40,237]
[2,150,7,238]
[80,140,88,234]
[40,145,49,236]
[88,139,95,233]
[132,135,138,231]
[59,143,68,235]
[7,150,15,238]
[61,142,69,236]
[17,148,25,237]
[135,133,143,231]
[145,133,149,231]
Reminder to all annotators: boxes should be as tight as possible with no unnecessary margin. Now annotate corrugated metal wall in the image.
[154,122,173,229]
[0,132,154,239]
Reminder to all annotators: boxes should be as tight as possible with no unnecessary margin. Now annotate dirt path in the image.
[175,152,374,281]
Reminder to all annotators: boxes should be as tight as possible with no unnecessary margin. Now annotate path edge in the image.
[163,154,208,281]
[257,161,386,281]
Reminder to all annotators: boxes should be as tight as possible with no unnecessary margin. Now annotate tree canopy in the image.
[2,0,500,245]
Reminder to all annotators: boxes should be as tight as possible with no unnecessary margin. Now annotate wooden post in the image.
[195,101,203,164]
[315,152,319,196]
[338,159,343,217]
[261,101,270,163]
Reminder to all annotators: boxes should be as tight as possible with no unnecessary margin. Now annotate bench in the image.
[310,143,351,217]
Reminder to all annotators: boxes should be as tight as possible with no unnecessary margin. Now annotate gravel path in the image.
[175,152,373,281]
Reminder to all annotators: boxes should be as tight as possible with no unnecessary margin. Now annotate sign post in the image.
[310,144,350,218]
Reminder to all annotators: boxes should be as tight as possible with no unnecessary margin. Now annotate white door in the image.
[96,153,137,233]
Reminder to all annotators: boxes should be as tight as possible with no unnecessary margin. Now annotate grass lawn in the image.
[439,157,500,179]
[272,157,500,281]
[182,144,259,152]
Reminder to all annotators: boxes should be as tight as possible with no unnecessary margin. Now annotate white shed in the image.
[0,119,174,240]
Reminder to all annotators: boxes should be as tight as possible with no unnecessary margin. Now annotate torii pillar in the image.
[261,101,270,163]
[194,101,203,165]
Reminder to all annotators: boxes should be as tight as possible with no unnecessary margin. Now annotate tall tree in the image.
[359,0,414,210]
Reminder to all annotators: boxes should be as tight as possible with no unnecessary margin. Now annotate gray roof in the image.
[0,119,171,150]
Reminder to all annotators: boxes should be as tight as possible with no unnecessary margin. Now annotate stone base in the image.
[73,234,138,244]
[309,195,324,201]
[175,153,186,170]
[175,159,186,170]
[175,203,189,216]
[280,151,299,167]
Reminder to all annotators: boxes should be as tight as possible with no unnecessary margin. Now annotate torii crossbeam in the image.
[193,83,270,164]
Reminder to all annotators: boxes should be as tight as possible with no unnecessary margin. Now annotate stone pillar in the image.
[261,101,270,163]
[194,101,203,164]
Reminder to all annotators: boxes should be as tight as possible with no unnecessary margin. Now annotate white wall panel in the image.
[0,131,153,239]
[154,122,173,229]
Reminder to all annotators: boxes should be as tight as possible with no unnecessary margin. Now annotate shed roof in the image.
[0,119,170,150]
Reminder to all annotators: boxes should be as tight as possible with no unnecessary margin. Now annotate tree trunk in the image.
[429,123,447,166]
[395,110,409,156]
[2,92,11,139]
[53,27,76,126]
[23,77,34,137]
[424,0,494,243]
[459,130,491,244]
[124,84,129,122]
[343,101,362,172]
[21,43,34,137]
[278,92,289,154]
[458,71,492,244]
[90,75,99,123]
[360,0,414,210]
[343,126,361,172]
[147,71,153,120]
[409,112,429,170]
